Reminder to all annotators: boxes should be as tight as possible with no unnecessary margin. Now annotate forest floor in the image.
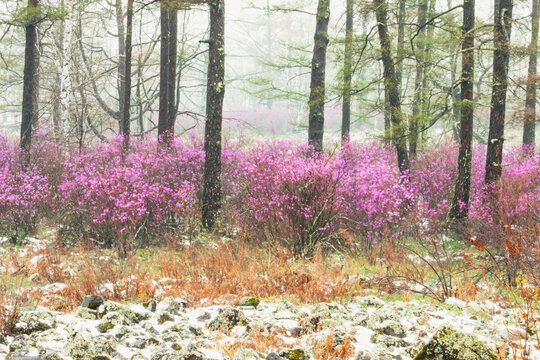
[0,232,539,360]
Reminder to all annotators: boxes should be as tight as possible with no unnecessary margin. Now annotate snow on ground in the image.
[1,295,538,360]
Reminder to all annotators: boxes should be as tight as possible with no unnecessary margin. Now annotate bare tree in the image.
[21,0,41,159]
[202,0,225,230]
[410,0,428,159]
[341,0,353,143]
[523,0,538,150]
[485,0,513,184]
[308,0,330,153]
[449,0,475,220]
[121,0,134,149]
[374,0,410,172]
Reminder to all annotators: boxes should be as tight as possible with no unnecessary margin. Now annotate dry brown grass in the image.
[0,279,29,336]
[311,324,355,360]
[210,324,294,357]
[0,238,364,312]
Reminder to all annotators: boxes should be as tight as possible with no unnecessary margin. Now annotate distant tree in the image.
[523,0,538,150]
[395,0,406,91]
[374,0,409,172]
[449,0,475,220]
[410,0,428,159]
[308,0,330,153]
[202,0,225,230]
[485,0,513,184]
[341,0,353,144]
[20,0,41,159]
[158,2,178,143]
[121,0,134,149]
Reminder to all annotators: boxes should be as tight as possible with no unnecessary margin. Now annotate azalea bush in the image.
[58,137,200,249]
[0,136,52,242]
[225,142,347,256]
[0,134,537,259]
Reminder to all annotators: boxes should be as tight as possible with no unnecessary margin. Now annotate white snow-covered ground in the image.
[1,295,538,360]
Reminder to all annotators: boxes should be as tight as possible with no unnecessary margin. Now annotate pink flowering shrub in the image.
[337,142,408,241]
[0,132,537,256]
[59,137,199,247]
[225,142,347,256]
[0,136,52,241]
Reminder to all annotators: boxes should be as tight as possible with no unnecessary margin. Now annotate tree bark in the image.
[374,0,410,172]
[115,0,126,132]
[158,3,170,142]
[308,0,330,153]
[449,0,475,220]
[410,0,428,159]
[523,0,538,150]
[21,0,41,159]
[341,0,353,143]
[167,8,178,135]
[395,0,406,91]
[485,0,513,184]
[121,0,134,149]
[158,3,178,143]
[202,0,225,230]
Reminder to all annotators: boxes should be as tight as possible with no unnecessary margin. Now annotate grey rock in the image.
[132,339,146,349]
[100,301,150,324]
[68,334,116,360]
[40,353,63,360]
[413,326,497,360]
[266,353,283,360]
[8,357,41,360]
[162,332,181,343]
[167,299,189,315]
[357,296,386,307]
[143,299,158,312]
[158,311,175,324]
[238,296,260,308]
[279,349,307,360]
[356,349,401,360]
[145,337,163,347]
[207,307,247,331]
[8,335,29,354]
[232,347,265,360]
[371,334,409,349]
[15,311,56,335]
[196,312,211,322]
[375,320,406,338]
[77,306,98,320]
[150,350,182,360]
[188,326,203,337]
[82,295,104,310]
[113,325,135,340]
[97,312,123,333]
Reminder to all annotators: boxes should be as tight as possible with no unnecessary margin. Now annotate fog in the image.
[0,0,537,143]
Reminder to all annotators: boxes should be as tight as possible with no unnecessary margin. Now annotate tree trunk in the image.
[21,0,41,159]
[158,3,170,142]
[485,0,513,184]
[449,0,475,220]
[395,0,406,92]
[374,0,410,172]
[121,0,133,149]
[266,0,273,109]
[341,0,353,143]
[308,0,330,153]
[115,0,126,132]
[167,8,178,135]
[202,0,225,230]
[158,4,178,144]
[410,0,428,159]
[523,0,538,150]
